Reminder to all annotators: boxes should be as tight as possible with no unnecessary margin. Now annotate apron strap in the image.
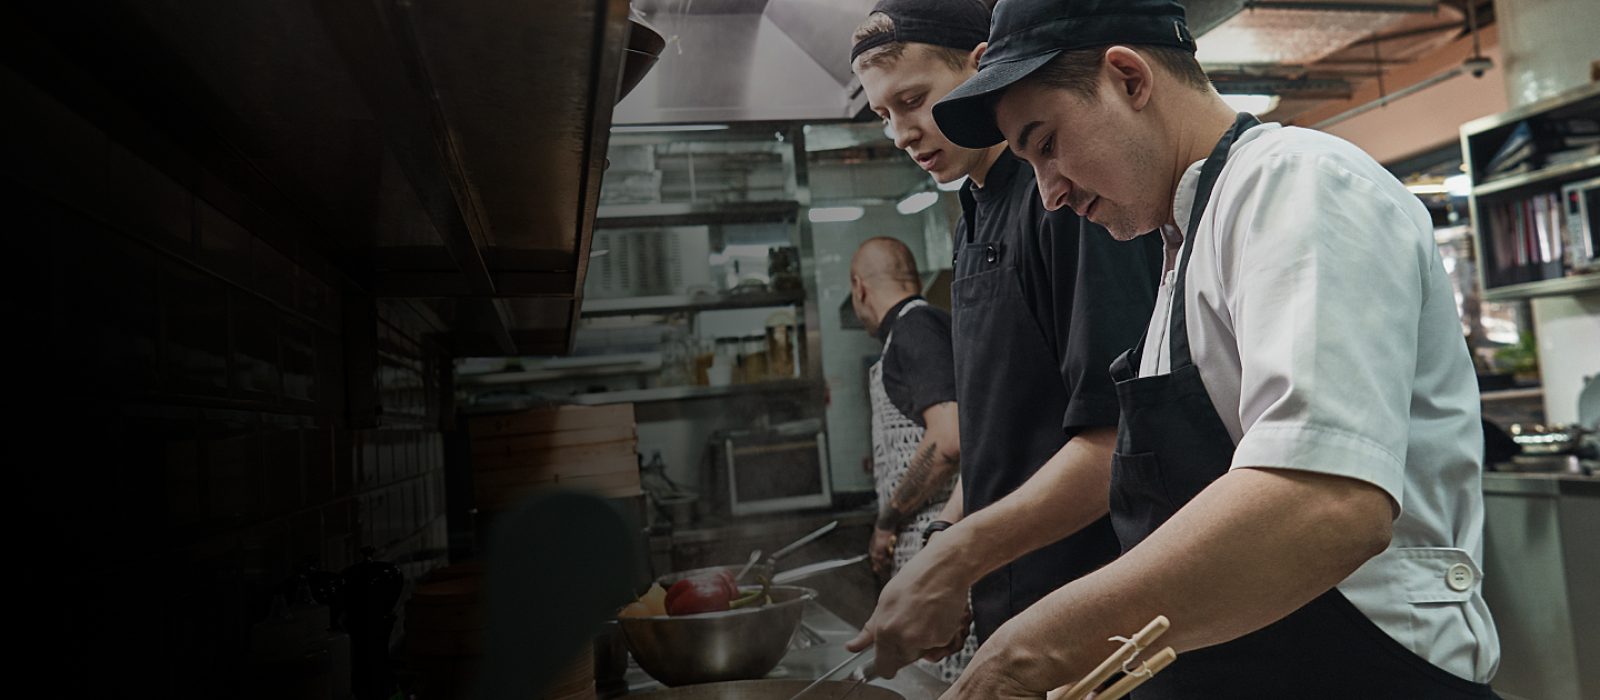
[882,298,930,354]
[1167,112,1261,371]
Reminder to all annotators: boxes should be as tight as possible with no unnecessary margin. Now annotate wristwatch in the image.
[921,520,953,546]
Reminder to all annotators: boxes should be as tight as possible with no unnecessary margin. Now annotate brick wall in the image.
[5,63,449,696]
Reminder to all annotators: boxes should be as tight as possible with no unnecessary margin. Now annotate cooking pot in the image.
[618,586,816,686]
[630,678,903,700]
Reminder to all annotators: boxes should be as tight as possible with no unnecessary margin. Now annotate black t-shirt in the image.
[951,148,1163,642]
[877,296,957,428]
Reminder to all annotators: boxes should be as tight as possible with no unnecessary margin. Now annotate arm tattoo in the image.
[891,439,959,516]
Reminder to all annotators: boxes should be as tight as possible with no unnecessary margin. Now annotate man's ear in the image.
[1103,46,1154,111]
[969,42,987,71]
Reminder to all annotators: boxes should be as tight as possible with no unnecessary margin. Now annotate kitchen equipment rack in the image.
[1461,81,1600,301]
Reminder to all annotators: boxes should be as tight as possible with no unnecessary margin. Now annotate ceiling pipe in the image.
[1310,0,1490,130]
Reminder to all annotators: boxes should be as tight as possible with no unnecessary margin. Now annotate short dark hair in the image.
[1024,44,1211,100]
[851,13,973,73]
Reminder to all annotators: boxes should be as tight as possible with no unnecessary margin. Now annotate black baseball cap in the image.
[932,0,1196,149]
[850,0,991,65]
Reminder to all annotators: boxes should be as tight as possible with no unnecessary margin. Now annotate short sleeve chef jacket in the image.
[877,296,958,427]
[1140,123,1499,682]
[953,149,1162,642]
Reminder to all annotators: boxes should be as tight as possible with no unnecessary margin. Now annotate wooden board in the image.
[475,470,641,510]
[470,404,635,439]
[472,454,638,488]
[472,438,638,472]
[405,601,483,632]
[406,627,483,656]
[408,575,484,607]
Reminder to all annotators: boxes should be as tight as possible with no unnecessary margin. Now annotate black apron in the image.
[951,151,1122,644]
[1107,113,1496,700]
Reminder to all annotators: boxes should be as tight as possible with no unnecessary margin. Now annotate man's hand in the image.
[845,541,972,678]
[937,625,1047,700]
[920,604,972,663]
[870,527,897,578]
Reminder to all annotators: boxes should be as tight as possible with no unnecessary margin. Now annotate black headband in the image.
[850,0,991,65]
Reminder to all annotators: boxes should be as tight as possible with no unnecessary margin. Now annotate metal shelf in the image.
[457,353,663,385]
[580,288,805,317]
[1472,154,1600,197]
[566,378,817,406]
[1483,273,1600,301]
[595,200,800,227]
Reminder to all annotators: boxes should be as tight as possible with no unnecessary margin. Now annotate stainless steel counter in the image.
[1480,472,1599,700]
[625,601,950,700]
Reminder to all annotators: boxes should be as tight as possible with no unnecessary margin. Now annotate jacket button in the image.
[985,246,997,263]
[1446,563,1474,592]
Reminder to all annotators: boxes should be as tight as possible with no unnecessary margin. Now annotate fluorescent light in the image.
[1406,183,1450,194]
[710,244,774,265]
[1218,94,1280,115]
[590,249,609,258]
[610,124,729,133]
[1445,174,1471,197]
[808,206,865,223]
[936,175,967,192]
[896,191,939,215]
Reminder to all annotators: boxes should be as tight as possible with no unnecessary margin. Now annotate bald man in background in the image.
[849,236,974,683]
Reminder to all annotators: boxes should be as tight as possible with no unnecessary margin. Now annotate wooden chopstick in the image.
[1089,647,1177,700]
[1046,617,1173,700]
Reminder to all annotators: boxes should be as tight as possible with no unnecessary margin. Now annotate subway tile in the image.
[229,291,280,401]
[321,500,356,573]
[109,144,193,256]
[195,202,252,288]
[252,237,295,308]
[162,262,230,398]
[203,412,260,526]
[296,269,332,331]
[1,185,55,342]
[376,430,394,486]
[315,329,343,424]
[260,422,302,516]
[279,314,316,404]
[359,430,378,489]
[333,428,355,498]
[304,427,334,505]
[1,67,110,217]
[286,509,322,581]
[165,434,205,530]
[239,520,290,623]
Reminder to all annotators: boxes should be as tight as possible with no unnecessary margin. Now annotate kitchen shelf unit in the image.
[1461,82,1600,301]
[580,288,806,318]
[565,377,819,406]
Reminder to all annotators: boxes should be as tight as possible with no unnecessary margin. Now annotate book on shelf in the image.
[1483,190,1580,287]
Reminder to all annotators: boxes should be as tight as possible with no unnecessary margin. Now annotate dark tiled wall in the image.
[6,65,448,695]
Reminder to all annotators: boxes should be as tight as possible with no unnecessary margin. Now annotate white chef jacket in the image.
[1139,123,1500,683]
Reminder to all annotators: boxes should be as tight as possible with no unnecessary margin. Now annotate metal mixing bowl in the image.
[617,585,817,687]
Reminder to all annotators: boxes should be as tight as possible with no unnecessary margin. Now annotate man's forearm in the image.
[925,425,1116,589]
[882,438,960,528]
[962,467,1394,697]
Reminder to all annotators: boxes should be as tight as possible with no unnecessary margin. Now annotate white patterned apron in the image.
[867,299,976,684]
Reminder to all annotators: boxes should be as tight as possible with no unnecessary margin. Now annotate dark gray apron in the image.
[951,167,1120,643]
[1107,113,1496,699]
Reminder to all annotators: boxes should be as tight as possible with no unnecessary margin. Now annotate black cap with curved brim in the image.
[850,0,991,65]
[932,0,1196,149]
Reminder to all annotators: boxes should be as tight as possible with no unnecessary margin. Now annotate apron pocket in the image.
[1110,451,1180,547]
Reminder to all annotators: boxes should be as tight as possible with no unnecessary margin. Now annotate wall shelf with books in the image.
[1462,82,1600,300]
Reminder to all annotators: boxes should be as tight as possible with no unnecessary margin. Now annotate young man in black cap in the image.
[844,0,1162,681]
[928,1,1500,698]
